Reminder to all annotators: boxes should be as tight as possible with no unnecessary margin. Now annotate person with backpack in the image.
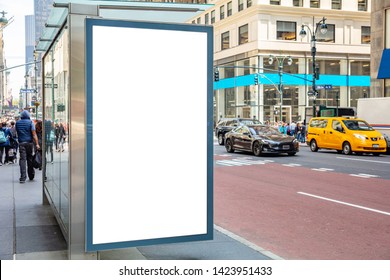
[15,111,40,183]
[0,122,12,166]
[9,120,18,163]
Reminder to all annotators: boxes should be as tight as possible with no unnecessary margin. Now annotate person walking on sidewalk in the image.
[44,120,54,163]
[57,123,66,152]
[0,122,12,166]
[15,110,40,183]
[9,120,18,162]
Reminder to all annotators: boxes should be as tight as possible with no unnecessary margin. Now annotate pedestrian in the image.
[15,110,40,183]
[300,124,306,143]
[44,120,54,163]
[57,123,66,152]
[290,121,297,136]
[35,120,43,147]
[9,120,18,160]
[54,123,60,151]
[35,120,43,170]
[0,122,12,165]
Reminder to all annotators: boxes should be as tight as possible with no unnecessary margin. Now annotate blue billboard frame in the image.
[85,18,214,252]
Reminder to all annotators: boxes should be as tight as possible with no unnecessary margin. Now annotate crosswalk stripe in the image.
[216,158,274,166]
[215,158,380,178]
[283,163,302,167]
[311,168,334,172]
[217,160,252,166]
[350,173,379,178]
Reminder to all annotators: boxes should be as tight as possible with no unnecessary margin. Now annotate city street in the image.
[214,142,390,260]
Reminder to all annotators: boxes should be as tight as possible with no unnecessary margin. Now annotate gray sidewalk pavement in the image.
[0,161,277,260]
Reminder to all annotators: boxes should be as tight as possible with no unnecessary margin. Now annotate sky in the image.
[1,0,34,97]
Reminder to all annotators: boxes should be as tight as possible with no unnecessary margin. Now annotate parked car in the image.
[383,133,390,155]
[215,118,261,145]
[224,125,299,156]
[307,117,387,155]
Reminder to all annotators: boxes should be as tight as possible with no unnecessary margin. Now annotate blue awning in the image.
[377,49,390,79]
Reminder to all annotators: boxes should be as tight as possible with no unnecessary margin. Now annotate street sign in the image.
[45,83,58,88]
[20,88,36,93]
[316,84,333,90]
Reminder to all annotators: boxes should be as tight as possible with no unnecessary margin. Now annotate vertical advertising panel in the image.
[85,19,213,251]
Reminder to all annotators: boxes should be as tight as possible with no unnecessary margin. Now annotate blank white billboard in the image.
[85,19,213,251]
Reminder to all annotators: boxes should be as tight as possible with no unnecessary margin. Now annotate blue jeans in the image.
[19,142,35,181]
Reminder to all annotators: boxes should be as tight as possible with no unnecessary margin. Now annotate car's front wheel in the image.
[343,142,352,155]
[253,141,262,156]
[218,133,224,145]
[225,139,235,153]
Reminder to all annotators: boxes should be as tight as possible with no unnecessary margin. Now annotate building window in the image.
[317,24,335,42]
[385,79,390,97]
[211,10,215,24]
[238,0,244,11]
[221,31,230,50]
[225,88,236,117]
[361,26,370,44]
[293,0,303,6]
[239,24,249,45]
[309,59,340,75]
[227,2,232,17]
[247,0,252,8]
[205,13,209,25]
[270,0,280,5]
[220,5,225,20]
[310,0,320,8]
[277,21,296,41]
[332,0,341,10]
[358,0,368,11]
[351,61,370,76]
[350,87,369,108]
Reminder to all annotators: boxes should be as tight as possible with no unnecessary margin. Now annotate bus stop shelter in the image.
[35,0,214,259]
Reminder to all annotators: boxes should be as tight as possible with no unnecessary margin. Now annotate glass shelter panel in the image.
[43,26,70,234]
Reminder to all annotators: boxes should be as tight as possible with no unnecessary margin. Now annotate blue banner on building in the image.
[377,49,390,79]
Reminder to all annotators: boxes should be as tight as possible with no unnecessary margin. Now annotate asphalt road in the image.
[213,142,390,259]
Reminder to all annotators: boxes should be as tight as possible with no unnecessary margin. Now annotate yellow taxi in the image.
[306,117,387,155]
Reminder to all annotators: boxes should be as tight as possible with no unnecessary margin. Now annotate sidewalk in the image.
[0,162,277,260]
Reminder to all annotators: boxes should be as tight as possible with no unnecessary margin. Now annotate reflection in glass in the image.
[43,26,70,235]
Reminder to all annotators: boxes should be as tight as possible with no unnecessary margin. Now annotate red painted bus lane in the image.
[214,163,390,259]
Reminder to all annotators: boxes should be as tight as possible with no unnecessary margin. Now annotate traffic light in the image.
[254,74,258,85]
[214,70,219,82]
[315,65,320,80]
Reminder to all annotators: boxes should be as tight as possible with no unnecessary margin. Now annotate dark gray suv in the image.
[215,118,261,145]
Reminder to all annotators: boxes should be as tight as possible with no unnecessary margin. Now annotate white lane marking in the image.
[282,163,302,167]
[311,168,334,172]
[350,173,380,179]
[215,154,232,157]
[216,158,274,167]
[298,192,390,216]
[337,157,390,165]
[217,160,252,166]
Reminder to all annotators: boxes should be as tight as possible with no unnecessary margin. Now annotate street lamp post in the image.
[299,17,327,118]
[33,50,39,119]
[24,73,29,109]
[268,55,292,123]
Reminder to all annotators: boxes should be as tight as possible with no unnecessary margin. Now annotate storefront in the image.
[214,56,370,124]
